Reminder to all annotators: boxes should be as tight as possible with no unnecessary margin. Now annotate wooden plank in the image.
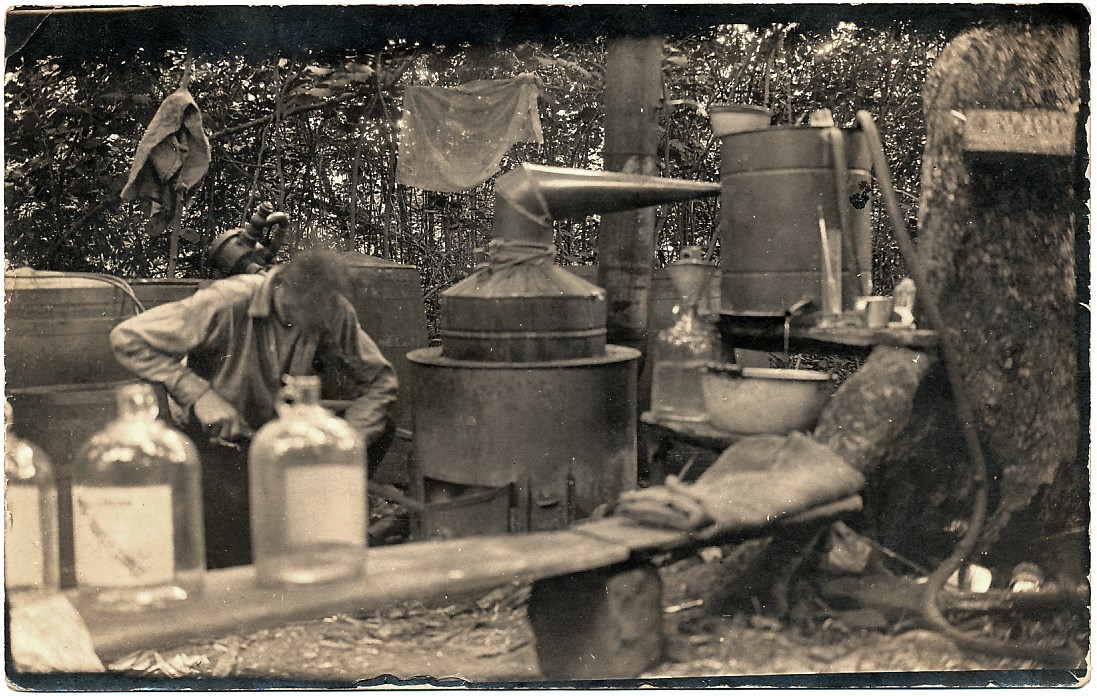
[640,411,744,451]
[719,315,939,352]
[962,108,1077,156]
[70,530,630,659]
[801,325,940,349]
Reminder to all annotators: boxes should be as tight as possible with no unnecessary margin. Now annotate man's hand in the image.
[193,390,253,443]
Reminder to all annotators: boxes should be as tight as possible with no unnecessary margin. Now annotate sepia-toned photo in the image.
[2,3,1089,689]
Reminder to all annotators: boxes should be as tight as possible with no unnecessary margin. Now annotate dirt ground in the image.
[95,545,1085,689]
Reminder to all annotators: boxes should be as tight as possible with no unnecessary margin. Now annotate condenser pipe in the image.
[491,164,721,245]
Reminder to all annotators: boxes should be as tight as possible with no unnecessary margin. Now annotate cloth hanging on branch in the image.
[397,73,544,193]
[121,88,210,236]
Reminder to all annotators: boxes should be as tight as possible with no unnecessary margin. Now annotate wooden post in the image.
[165,188,183,278]
[597,36,664,355]
[528,560,663,680]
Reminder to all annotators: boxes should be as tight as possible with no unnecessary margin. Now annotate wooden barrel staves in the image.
[339,253,430,432]
[4,271,143,388]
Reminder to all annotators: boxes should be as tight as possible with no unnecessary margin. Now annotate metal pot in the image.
[701,364,832,434]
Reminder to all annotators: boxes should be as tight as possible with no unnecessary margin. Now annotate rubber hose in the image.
[857,111,1077,665]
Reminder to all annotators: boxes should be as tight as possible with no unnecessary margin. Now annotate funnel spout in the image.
[493,164,721,244]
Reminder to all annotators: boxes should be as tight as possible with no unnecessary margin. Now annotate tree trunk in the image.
[597,36,664,354]
[917,23,1082,567]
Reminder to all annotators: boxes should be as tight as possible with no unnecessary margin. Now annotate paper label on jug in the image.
[72,485,173,587]
[5,484,47,588]
[284,465,365,547]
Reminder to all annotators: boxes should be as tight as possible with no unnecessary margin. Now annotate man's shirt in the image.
[110,269,398,446]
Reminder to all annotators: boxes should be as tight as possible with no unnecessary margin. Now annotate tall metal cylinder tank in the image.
[718,126,872,315]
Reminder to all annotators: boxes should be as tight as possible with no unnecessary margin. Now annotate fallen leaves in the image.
[108,650,209,677]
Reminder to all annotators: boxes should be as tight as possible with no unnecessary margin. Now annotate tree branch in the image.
[209,49,422,141]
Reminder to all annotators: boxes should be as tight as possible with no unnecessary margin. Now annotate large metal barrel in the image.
[4,272,141,388]
[6,379,154,589]
[408,346,639,532]
[718,126,872,316]
[339,253,429,432]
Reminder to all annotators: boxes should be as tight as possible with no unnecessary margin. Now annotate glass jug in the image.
[249,375,366,587]
[72,383,205,608]
[4,400,60,594]
[650,247,720,422]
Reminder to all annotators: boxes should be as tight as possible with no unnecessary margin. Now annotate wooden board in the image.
[962,108,1077,156]
[800,325,940,349]
[640,411,745,451]
[70,530,630,659]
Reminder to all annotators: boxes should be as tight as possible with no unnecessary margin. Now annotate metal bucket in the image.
[407,346,639,532]
[4,272,141,388]
[718,126,872,316]
[6,379,154,589]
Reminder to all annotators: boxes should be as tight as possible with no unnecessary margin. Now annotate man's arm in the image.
[109,287,225,410]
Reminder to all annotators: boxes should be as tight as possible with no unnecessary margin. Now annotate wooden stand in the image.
[528,561,663,680]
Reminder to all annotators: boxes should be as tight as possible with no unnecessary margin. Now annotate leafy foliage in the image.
[5,22,947,332]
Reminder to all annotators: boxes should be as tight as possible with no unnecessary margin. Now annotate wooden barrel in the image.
[440,265,606,362]
[125,278,209,310]
[4,272,141,388]
[339,253,430,433]
[6,379,156,589]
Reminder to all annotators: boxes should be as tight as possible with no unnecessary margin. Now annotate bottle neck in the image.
[116,384,160,420]
[282,375,321,407]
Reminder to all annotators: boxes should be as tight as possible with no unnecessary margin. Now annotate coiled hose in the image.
[857,110,1077,665]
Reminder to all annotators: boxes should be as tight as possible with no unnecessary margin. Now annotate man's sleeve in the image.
[328,302,399,447]
[109,289,224,409]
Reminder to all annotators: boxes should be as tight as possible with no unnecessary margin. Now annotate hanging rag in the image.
[397,73,544,192]
[121,88,210,236]
[615,432,865,537]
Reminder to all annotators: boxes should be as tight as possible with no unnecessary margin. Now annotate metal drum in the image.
[408,346,639,532]
[6,379,154,589]
[718,126,872,316]
[4,272,141,388]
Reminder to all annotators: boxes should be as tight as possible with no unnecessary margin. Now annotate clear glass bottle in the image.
[651,306,720,422]
[249,375,366,587]
[4,400,60,594]
[651,247,721,422]
[72,383,204,609]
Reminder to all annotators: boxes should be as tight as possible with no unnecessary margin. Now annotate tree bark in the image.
[917,22,1082,558]
[597,36,664,354]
